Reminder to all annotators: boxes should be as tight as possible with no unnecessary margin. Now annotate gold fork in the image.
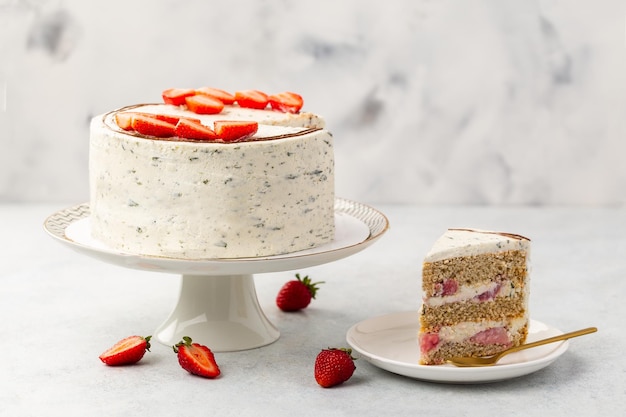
[447,326,597,367]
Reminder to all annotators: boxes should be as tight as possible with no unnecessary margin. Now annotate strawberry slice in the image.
[234,89,269,109]
[173,336,220,379]
[162,88,196,106]
[185,94,225,115]
[153,114,181,125]
[175,118,217,141]
[268,91,303,114]
[131,114,176,137]
[154,114,201,125]
[99,335,151,366]
[115,112,200,131]
[196,87,235,105]
[213,120,258,142]
[115,112,134,130]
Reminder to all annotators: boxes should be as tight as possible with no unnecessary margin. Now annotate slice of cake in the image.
[418,228,530,365]
[89,88,335,259]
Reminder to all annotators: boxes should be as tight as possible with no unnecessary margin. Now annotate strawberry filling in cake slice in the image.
[418,228,531,365]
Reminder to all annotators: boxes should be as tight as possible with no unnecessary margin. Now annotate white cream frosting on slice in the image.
[424,228,531,263]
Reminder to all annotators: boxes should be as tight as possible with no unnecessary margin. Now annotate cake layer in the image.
[89,104,335,259]
[422,250,529,289]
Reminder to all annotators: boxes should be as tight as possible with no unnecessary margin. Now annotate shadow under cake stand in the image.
[44,198,389,352]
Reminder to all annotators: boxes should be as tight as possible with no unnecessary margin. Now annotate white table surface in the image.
[1,203,624,416]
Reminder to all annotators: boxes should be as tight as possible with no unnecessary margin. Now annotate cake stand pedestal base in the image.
[154,274,280,352]
[44,198,389,352]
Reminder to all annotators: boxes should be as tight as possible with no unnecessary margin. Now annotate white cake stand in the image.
[44,198,389,352]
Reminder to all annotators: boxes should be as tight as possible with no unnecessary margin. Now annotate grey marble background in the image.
[1,0,625,206]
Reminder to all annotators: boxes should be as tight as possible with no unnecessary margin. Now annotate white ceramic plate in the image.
[43,198,389,275]
[346,311,569,384]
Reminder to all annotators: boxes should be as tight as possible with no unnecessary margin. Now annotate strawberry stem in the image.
[173,335,194,353]
[325,347,357,360]
[295,273,325,299]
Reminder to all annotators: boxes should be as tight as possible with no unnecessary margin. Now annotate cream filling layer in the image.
[424,280,520,307]
[437,316,528,344]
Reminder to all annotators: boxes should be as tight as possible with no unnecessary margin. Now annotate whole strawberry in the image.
[276,273,324,312]
[99,335,151,366]
[173,336,221,379]
[314,348,356,388]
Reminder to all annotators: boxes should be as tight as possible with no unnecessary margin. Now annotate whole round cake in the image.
[89,88,335,259]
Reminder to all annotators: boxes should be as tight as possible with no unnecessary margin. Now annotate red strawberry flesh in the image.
[173,336,220,378]
[99,335,151,366]
[196,87,235,104]
[268,91,303,114]
[213,120,258,142]
[419,332,440,353]
[154,113,201,125]
[185,94,225,115]
[234,90,269,109]
[131,114,176,138]
[162,88,196,106]
[175,119,218,141]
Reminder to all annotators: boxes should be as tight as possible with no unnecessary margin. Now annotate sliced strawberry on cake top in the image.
[175,118,218,141]
[235,90,269,109]
[269,92,304,114]
[185,94,225,115]
[213,120,258,142]
[162,88,196,106]
[131,114,177,138]
[115,112,134,130]
[196,87,236,105]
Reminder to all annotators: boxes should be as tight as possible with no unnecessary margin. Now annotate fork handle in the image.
[502,327,598,357]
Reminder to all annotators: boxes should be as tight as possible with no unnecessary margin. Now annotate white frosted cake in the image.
[418,228,530,365]
[89,89,335,259]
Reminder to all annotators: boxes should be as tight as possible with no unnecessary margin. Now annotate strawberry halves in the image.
[99,335,152,366]
[173,336,221,379]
